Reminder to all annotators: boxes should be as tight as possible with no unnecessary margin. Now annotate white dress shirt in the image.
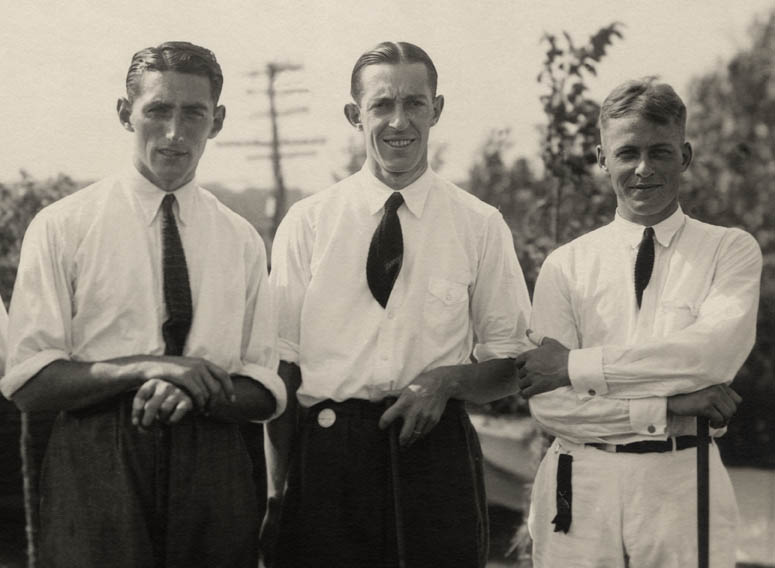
[529,207,761,444]
[270,166,532,407]
[0,297,7,374]
[1,168,285,419]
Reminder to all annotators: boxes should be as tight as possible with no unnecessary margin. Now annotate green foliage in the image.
[0,172,80,304]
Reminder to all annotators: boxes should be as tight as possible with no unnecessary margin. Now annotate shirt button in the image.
[588,389,596,396]
[387,311,395,320]
[381,352,389,361]
[647,425,656,433]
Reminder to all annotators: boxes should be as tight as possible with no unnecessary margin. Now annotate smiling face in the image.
[117,70,225,191]
[345,62,443,189]
[597,114,692,226]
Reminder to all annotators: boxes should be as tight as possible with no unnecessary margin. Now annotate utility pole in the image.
[218,62,324,236]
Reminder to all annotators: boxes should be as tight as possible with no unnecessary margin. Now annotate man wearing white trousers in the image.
[515,77,762,567]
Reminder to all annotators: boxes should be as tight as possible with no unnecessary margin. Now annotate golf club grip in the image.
[697,416,710,568]
[385,398,408,568]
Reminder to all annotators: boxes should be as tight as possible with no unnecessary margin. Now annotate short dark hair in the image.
[599,77,687,138]
[350,41,438,103]
[125,41,223,104]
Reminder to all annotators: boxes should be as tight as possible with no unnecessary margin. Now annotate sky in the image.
[1,0,772,192]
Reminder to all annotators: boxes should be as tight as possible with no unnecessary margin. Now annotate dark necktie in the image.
[634,226,655,309]
[367,192,404,308]
[161,194,193,355]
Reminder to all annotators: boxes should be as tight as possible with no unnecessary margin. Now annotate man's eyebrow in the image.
[182,102,210,111]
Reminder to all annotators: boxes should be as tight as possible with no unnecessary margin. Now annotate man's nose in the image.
[635,155,654,177]
[165,113,184,142]
[389,104,409,130]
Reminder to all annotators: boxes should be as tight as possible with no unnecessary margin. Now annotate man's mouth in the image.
[383,138,414,149]
[158,148,187,157]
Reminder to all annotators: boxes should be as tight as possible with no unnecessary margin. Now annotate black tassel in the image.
[551,453,573,533]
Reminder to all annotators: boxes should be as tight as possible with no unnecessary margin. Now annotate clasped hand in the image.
[514,332,571,399]
[130,356,234,429]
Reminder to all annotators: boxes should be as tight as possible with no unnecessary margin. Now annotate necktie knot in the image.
[162,193,176,216]
[385,192,404,214]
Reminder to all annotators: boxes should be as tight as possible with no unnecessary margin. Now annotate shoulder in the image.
[27,175,120,235]
[196,186,265,246]
[279,174,358,232]
[431,173,501,220]
[545,222,614,266]
[682,215,762,260]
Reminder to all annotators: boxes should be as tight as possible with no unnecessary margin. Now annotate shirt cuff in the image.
[277,338,299,365]
[473,339,528,362]
[568,346,608,398]
[238,362,287,421]
[629,398,668,437]
[0,349,71,399]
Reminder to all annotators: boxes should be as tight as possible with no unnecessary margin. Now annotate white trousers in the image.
[528,438,739,568]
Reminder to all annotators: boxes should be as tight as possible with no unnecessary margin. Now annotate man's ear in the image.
[209,105,226,139]
[344,103,362,130]
[596,145,607,171]
[117,98,134,132]
[680,141,693,171]
[431,94,444,126]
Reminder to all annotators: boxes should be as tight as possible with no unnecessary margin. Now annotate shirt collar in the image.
[123,167,198,226]
[613,206,686,249]
[359,166,433,218]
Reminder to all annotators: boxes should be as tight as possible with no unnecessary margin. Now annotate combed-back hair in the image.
[350,41,438,102]
[599,77,687,138]
[126,41,223,104]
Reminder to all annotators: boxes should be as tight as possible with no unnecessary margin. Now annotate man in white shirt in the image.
[265,41,532,567]
[516,78,762,567]
[1,42,285,568]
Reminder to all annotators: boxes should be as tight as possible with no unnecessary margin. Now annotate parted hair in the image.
[599,77,687,138]
[126,41,223,104]
[350,41,438,102]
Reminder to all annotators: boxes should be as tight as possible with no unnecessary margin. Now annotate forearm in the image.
[208,375,276,423]
[11,357,149,413]
[265,361,301,501]
[444,358,518,405]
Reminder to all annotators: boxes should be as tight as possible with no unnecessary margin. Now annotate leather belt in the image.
[586,436,701,454]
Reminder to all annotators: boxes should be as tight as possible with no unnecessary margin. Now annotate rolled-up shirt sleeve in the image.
[269,204,313,365]
[236,230,285,420]
[2,213,74,399]
[569,230,762,399]
[471,212,532,361]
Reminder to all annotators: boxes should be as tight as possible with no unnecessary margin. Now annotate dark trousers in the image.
[275,399,489,568]
[37,395,259,568]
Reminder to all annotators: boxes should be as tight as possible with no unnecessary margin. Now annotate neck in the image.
[368,161,428,191]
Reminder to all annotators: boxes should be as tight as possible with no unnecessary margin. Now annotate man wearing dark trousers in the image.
[264,41,533,567]
[1,42,285,568]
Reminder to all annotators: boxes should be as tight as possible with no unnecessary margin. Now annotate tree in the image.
[682,10,775,466]
[537,23,623,246]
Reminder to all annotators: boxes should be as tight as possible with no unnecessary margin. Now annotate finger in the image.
[724,385,743,405]
[132,380,157,426]
[526,329,545,347]
[202,360,235,402]
[142,382,172,427]
[705,407,725,429]
[514,351,530,367]
[399,412,418,447]
[378,400,403,430]
[168,397,193,424]
[158,389,182,423]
